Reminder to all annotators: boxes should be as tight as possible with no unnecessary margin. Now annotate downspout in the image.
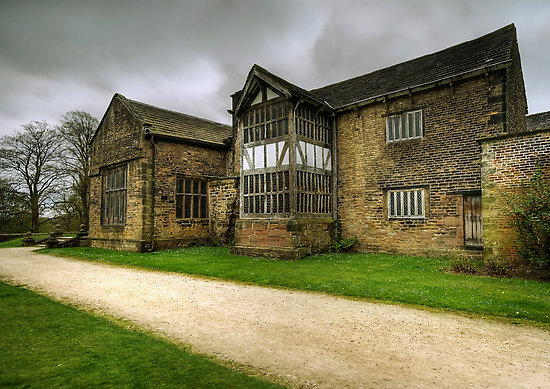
[150,135,156,250]
[145,126,156,251]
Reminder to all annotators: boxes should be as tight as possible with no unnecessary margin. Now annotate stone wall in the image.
[209,177,239,245]
[232,217,333,259]
[151,139,229,250]
[89,96,153,251]
[481,129,550,265]
[336,73,509,258]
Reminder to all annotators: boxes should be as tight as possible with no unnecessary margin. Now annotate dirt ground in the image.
[1,247,549,388]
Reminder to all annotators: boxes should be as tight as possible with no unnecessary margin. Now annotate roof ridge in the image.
[124,96,231,128]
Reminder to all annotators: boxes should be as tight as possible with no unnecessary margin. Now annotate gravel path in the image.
[1,247,549,388]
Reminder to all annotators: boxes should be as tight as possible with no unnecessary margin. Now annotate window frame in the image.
[386,110,423,143]
[175,178,209,220]
[101,165,127,226]
[387,188,426,219]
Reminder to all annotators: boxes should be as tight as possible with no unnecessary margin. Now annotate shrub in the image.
[484,255,507,277]
[449,256,476,274]
[507,166,550,269]
[331,237,358,253]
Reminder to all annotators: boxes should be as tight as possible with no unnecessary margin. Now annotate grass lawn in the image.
[41,246,550,328]
[0,282,284,388]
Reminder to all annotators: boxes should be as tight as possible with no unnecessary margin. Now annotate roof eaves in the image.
[147,132,231,149]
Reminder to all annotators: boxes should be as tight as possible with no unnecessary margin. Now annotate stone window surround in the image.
[101,164,127,226]
[386,109,423,143]
[387,187,426,219]
[176,177,208,220]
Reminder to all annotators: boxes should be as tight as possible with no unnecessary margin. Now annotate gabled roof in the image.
[233,65,332,115]
[94,93,232,147]
[526,111,550,132]
[310,24,517,109]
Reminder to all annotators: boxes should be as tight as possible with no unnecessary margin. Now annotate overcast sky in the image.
[1,0,549,137]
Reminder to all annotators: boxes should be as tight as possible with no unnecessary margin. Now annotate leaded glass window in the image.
[176,178,208,219]
[386,110,423,143]
[102,165,127,225]
[388,188,425,218]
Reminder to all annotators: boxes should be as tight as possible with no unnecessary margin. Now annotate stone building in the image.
[230,24,528,259]
[89,93,235,251]
[89,24,547,262]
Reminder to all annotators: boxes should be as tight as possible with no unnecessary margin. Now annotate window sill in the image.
[177,219,209,226]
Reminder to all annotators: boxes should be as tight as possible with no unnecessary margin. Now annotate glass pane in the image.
[395,192,402,216]
[285,193,290,212]
[176,179,183,194]
[403,191,409,216]
[201,181,207,194]
[410,191,416,216]
[401,115,407,139]
[415,111,422,137]
[185,180,191,193]
[200,196,207,218]
[244,176,249,194]
[387,118,393,141]
[408,113,414,138]
[244,128,249,144]
[184,196,191,218]
[192,196,200,218]
[243,196,249,213]
[176,195,182,218]
[193,181,199,194]
[417,190,423,215]
[272,194,277,213]
[284,171,289,190]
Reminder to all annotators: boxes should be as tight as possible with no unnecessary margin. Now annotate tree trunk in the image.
[31,195,39,233]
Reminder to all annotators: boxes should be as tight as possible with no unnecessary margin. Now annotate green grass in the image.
[40,246,550,327]
[0,282,284,388]
[0,234,48,248]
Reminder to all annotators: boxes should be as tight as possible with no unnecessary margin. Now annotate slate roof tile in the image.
[117,94,232,147]
[526,111,550,131]
[310,24,517,108]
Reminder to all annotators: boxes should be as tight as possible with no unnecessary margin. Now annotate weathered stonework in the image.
[335,75,511,259]
[89,94,234,252]
[90,25,537,264]
[481,129,550,265]
[89,97,152,252]
[151,140,228,250]
[232,218,333,259]
[209,177,239,245]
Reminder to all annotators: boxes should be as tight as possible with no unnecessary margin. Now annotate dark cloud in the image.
[1,0,549,136]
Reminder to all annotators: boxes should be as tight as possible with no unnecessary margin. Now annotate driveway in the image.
[1,247,549,388]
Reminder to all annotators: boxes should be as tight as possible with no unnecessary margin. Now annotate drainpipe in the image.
[145,125,156,251]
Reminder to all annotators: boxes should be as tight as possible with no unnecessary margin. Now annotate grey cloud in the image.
[1,0,549,136]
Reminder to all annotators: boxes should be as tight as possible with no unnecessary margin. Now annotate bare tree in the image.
[0,177,26,232]
[58,110,99,229]
[0,121,62,232]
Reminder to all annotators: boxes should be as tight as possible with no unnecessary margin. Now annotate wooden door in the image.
[464,195,483,248]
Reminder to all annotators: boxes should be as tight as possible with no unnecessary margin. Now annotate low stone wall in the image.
[0,234,24,243]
